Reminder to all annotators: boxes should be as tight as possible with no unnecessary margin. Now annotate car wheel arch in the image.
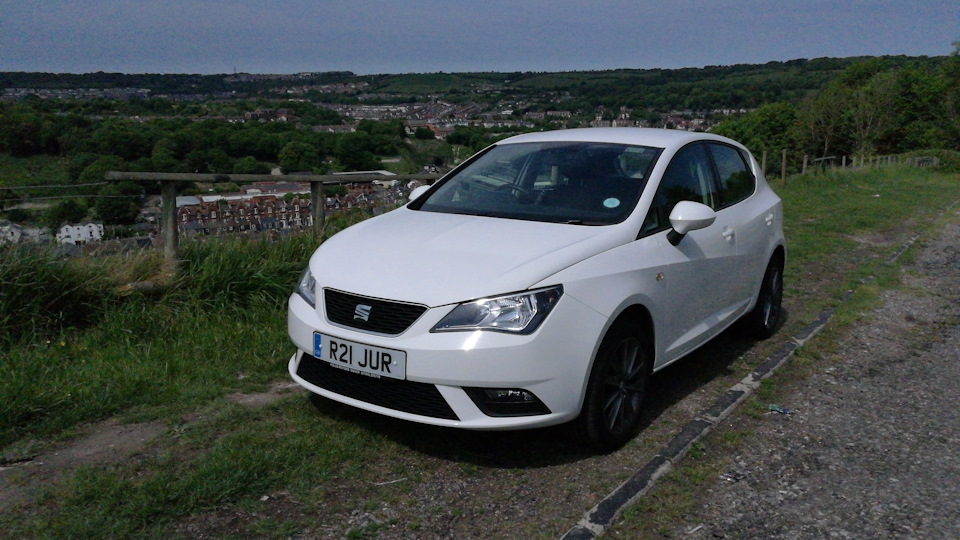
[760,246,786,297]
[578,303,657,407]
[575,306,656,450]
[740,247,786,339]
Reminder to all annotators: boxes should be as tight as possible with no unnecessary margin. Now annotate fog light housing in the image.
[464,387,551,417]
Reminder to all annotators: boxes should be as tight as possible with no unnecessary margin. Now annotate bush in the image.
[902,149,960,174]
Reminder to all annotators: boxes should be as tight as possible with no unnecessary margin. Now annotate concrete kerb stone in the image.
[559,320,834,539]
[565,456,673,540]
[559,298,861,538]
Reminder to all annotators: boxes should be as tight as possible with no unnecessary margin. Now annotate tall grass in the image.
[0,245,119,346]
[172,234,318,312]
[0,231,325,447]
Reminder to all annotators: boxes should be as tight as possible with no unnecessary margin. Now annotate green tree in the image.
[0,106,45,156]
[278,141,321,173]
[356,119,405,139]
[711,103,797,158]
[413,126,435,140]
[93,182,142,225]
[68,152,104,182]
[794,83,851,158]
[333,132,379,171]
[847,72,898,154]
[90,119,154,161]
[150,142,181,172]
[43,199,88,230]
[78,155,125,185]
[446,126,490,152]
[232,156,272,174]
[940,48,960,148]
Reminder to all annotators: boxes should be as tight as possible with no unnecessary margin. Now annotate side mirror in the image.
[408,185,431,202]
[667,201,716,245]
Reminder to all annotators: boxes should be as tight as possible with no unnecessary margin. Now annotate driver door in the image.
[642,143,741,366]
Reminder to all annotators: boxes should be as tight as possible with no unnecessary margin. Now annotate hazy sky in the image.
[2,1,957,75]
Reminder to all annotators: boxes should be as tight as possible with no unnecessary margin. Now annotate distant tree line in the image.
[0,71,359,95]
[711,54,960,172]
[6,56,950,113]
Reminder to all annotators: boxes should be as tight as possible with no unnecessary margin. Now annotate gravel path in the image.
[664,218,960,539]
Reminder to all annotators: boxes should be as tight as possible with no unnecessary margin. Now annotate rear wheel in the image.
[578,320,650,452]
[742,256,784,339]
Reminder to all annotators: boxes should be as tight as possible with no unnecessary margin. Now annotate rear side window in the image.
[708,143,755,208]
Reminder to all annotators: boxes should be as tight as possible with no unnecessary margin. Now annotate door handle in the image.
[765,213,774,226]
[722,227,735,241]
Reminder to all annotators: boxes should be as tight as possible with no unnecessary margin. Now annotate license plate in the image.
[313,332,406,380]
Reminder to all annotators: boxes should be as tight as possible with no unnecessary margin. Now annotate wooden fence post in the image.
[761,150,767,174]
[310,181,324,233]
[160,180,178,269]
[802,155,808,175]
[781,149,787,182]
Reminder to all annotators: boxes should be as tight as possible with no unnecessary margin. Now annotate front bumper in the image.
[287,291,607,430]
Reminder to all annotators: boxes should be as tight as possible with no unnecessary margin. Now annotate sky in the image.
[1,1,957,75]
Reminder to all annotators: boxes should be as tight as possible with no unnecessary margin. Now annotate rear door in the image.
[705,142,772,306]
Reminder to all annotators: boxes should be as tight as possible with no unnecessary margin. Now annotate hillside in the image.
[2,55,949,111]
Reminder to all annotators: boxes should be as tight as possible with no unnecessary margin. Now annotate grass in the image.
[0,231,333,448]
[774,165,958,326]
[7,397,407,538]
[1,165,958,537]
[0,244,124,345]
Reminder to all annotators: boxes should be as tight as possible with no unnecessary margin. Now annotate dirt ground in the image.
[653,218,960,539]
[4,215,958,539]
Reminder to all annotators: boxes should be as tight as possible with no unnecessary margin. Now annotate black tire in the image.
[577,320,650,452]
[742,256,784,340]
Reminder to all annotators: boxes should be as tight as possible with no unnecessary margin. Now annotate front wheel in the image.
[742,256,784,339]
[577,320,650,452]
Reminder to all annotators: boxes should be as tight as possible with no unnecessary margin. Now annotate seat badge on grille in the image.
[354,304,372,322]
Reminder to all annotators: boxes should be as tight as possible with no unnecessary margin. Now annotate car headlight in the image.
[295,266,317,308]
[432,286,563,334]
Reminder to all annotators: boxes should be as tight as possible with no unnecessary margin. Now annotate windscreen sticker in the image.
[603,198,621,208]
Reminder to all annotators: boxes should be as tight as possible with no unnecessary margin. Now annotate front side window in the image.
[413,142,661,225]
[642,143,717,233]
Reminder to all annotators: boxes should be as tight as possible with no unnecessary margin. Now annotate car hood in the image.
[311,207,629,307]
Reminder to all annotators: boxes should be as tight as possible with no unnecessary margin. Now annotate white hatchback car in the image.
[288,127,785,450]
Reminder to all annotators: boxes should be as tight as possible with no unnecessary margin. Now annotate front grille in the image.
[296,353,459,421]
[324,289,427,335]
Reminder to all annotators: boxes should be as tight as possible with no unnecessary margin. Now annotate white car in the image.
[288,127,785,450]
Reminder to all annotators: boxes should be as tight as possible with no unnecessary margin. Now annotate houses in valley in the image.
[177,195,312,235]
[56,222,104,245]
[1,220,50,245]
[174,182,382,236]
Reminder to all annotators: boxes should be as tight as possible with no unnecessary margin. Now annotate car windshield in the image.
[413,142,663,225]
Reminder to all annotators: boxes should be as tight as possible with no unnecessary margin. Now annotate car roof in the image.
[497,127,739,152]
